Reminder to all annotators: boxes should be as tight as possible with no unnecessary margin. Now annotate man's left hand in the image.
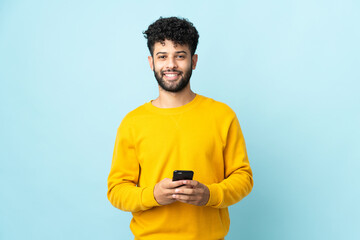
[172,180,210,206]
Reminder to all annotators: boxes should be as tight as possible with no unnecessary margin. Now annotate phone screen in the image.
[172,170,194,181]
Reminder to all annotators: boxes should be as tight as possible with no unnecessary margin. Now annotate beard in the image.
[153,65,193,93]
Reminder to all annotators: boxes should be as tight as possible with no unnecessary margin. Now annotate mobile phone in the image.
[172,170,194,181]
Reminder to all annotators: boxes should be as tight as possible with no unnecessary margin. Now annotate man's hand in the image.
[153,178,188,205]
[172,180,210,206]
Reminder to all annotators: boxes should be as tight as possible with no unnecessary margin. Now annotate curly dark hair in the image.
[143,17,199,56]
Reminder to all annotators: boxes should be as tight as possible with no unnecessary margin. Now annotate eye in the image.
[158,55,166,59]
[176,55,185,59]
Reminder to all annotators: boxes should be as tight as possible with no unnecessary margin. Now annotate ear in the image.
[191,54,198,70]
[148,56,154,71]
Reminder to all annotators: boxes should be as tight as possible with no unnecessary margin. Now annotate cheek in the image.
[154,62,165,71]
[186,61,193,71]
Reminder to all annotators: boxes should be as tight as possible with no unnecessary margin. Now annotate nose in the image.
[166,57,177,69]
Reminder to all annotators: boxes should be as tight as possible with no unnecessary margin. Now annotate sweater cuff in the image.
[141,185,161,209]
[205,184,222,207]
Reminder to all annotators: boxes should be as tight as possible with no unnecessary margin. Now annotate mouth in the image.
[162,71,182,81]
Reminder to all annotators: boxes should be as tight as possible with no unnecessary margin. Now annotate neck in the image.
[152,85,196,108]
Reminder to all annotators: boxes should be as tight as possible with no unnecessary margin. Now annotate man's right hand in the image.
[153,178,187,205]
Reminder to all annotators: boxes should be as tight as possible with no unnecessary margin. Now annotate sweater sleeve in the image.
[206,115,254,208]
[107,118,160,212]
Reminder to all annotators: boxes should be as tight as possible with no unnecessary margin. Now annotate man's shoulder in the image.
[199,95,236,117]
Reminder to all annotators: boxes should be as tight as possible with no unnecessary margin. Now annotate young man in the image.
[107,17,253,240]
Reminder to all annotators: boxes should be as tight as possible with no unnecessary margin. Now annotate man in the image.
[107,17,253,240]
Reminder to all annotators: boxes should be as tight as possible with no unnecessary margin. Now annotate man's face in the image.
[148,39,198,93]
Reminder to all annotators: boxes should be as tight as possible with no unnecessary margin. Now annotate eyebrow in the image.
[156,51,188,55]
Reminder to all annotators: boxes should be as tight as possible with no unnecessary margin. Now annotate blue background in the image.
[1,0,359,239]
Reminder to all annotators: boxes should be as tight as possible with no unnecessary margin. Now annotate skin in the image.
[148,39,210,206]
[154,178,210,206]
[148,39,198,108]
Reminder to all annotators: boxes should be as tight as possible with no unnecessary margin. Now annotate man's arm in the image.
[206,115,253,208]
[107,119,160,212]
[172,115,253,208]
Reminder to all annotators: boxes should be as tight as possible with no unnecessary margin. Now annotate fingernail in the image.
[175,189,179,193]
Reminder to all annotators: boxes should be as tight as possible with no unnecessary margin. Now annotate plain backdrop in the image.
[1,0,359,239]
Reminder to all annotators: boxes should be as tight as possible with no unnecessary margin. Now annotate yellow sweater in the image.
[107,94,253,240]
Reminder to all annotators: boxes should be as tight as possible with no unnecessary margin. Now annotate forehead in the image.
[153,39,190,54]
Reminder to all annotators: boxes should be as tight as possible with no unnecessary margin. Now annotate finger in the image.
[174,187,195,195]
[176,199,198,204]
[174,193,206,205]
[177,185,191,190]
[163,189,176,196]
[182,180,199,188]
[172,194,193,201]
[168,180,188,189]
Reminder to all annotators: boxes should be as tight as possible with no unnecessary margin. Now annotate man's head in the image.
[144,17,199,93]
[143,17,199,57]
